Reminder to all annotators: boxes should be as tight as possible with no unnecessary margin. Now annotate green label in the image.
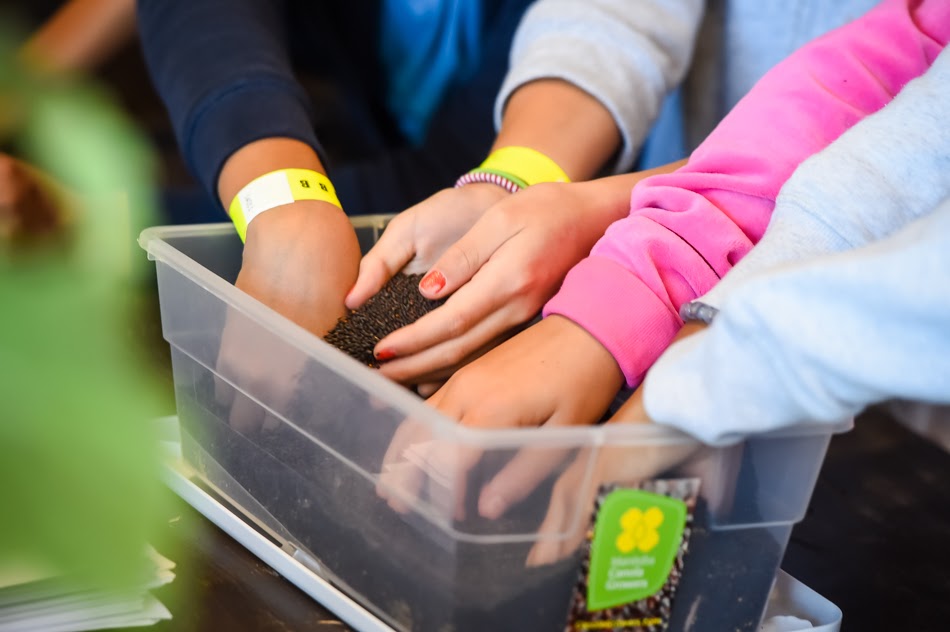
[586,489,687,611]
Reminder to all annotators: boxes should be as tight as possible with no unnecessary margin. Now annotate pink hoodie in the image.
[544,0,950,387]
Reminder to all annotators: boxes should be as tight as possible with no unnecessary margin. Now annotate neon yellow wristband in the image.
[227,168,342,242]
[474,146,571,187]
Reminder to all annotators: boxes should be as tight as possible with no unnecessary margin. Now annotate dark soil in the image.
[180,364,786,631]
[324,274,445,367]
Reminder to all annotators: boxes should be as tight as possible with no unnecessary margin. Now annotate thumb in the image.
[345,236,414,309]
[419,210,515,300]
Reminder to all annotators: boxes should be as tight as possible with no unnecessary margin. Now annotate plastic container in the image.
[159,415,843,632]
[761,571,843,632]
[141,221,848,632]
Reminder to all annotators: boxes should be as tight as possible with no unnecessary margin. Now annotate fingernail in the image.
[375,348,397,362]
[419,270,446,294]
[479,492,507,519]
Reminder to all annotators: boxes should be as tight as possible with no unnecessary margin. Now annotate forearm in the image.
[217,138,326,206]
[228,139,360,335]
[568,159,687,225]
[137,0,322,199]
[492,79,619,181]
[496,0,704,173]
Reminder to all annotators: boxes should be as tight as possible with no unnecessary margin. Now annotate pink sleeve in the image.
[544,0,950,387]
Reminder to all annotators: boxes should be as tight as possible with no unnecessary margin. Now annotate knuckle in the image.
[459,246,480,275]
[381,212,408,233]
[490,203,518,231]
[510,300,540,324]
[444,243,477,275]
[506,269,534,294]
[444,310,471,338]
[530,182,559,199]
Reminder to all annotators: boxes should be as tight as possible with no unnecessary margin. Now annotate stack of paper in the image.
[0,546,173,632]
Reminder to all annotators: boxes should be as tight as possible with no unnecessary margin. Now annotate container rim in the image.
[139,223,852,449]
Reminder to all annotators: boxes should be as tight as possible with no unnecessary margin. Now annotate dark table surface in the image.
[138,408,950,632]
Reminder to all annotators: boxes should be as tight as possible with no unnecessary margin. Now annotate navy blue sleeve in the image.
[330,0,531,215]
[136,0,323,203]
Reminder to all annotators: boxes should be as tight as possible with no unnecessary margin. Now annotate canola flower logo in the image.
[615,507,664,554]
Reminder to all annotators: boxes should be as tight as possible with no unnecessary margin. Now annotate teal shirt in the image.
[380,0,484,143]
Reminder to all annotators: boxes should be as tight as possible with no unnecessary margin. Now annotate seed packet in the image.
[565,479,701,632]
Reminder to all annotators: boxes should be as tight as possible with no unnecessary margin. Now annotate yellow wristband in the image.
[227,168,342,242]
[477,146,571,187]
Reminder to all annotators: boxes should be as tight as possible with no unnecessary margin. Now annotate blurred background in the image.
[0,0,182,618]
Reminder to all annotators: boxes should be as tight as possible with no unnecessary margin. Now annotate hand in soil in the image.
[427,315,624,429]
[378,316,623,518]
[369,181,623,384]
[346,183,508,309]
[374,417,480,519]
[216,203,361,433]
[325,274,445,368]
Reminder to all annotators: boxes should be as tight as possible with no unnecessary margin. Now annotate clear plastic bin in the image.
[762,571,842,632]
[141,221,849,632]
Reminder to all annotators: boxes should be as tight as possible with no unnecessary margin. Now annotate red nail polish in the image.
[419,270,446,294]
[375,348,397,362]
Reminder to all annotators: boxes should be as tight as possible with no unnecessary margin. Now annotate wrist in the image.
[243,199,350,252]
[544,315,624,389]
[218,138,327,205]
[496,79,620,180]
[456,146,570,194]
[455,181,511,206]
[229,167,342,242]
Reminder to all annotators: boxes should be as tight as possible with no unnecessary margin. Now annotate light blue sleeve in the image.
[643,200,950,445]
[494,0,704,173]
[699,46,950,310]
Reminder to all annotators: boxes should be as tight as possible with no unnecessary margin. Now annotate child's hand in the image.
[375,315,623,520]
[427,315,624,429]
[345,183,509,309]
[372,181,626,385]
[469,322,712,521]
[215,202,361,433]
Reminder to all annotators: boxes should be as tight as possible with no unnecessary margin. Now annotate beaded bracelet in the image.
[455,146,570,194]
[454,170,523,194]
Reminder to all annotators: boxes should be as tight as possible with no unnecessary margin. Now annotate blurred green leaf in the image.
[0,22,168,588]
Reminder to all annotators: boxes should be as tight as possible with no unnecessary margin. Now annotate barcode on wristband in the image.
[238,171,295,223]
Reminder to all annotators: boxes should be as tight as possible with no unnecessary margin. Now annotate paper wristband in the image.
[466,146,571,189]
[227,168,342,242]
